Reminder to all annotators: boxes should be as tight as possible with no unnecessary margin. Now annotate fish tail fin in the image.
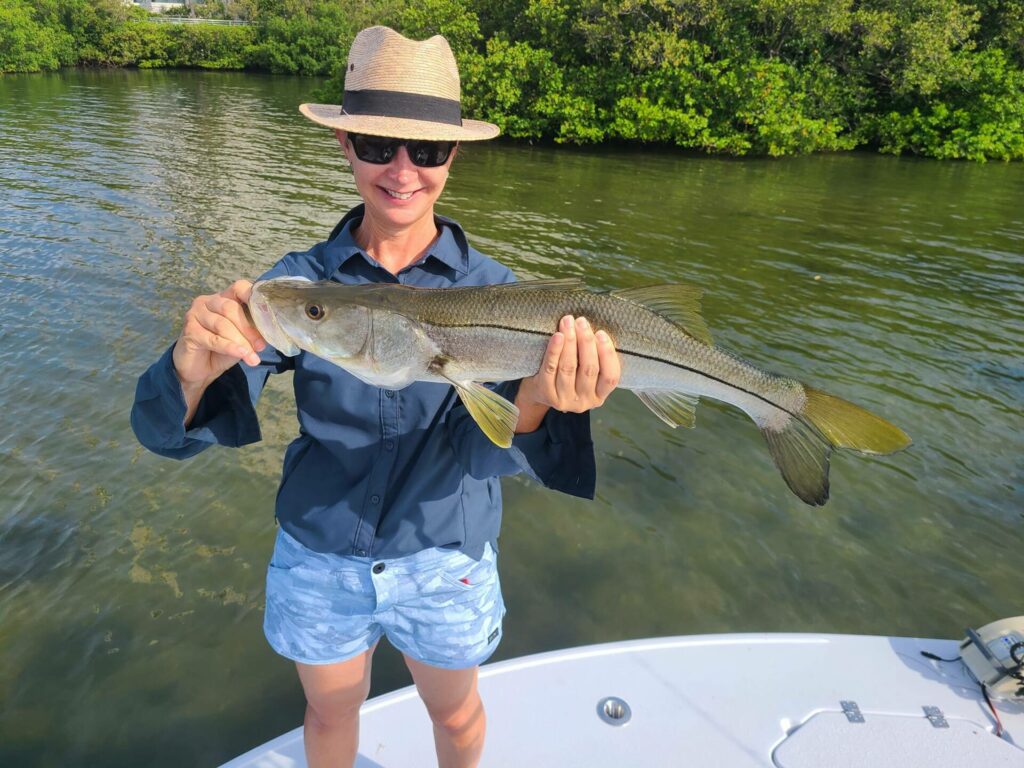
[760,418,833,506]
[760,386,911,506]
[802,386,912,455]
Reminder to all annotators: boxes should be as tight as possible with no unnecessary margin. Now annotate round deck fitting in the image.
[597,696,632,726]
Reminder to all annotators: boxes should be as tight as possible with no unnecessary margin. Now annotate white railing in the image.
[143,17,253,26]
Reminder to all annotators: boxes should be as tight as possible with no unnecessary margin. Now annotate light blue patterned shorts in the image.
[264,529,505,669]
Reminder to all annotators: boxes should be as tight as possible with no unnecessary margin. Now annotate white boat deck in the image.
[222,633,1024,767]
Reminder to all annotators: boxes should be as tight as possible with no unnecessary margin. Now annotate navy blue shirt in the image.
[131,206,596,559]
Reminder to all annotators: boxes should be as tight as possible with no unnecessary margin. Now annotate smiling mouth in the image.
[383,188,416,200]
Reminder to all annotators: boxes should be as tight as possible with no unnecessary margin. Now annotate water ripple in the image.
[0,70,1021,768]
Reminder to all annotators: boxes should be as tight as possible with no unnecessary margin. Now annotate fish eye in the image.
[305,303,326,321]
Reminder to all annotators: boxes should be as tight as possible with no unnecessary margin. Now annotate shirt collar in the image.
[322,204,470,278]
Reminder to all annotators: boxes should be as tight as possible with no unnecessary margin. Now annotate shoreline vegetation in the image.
[3,0,1023,160]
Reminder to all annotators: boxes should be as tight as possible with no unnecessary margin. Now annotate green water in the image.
[0,70,1021,767]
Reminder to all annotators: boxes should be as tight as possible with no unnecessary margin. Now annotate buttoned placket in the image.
[339,249,476,556]
[351,388,402,557]
[349,265,404,557]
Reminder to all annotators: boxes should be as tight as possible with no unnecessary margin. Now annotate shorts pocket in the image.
[268,529,310,571]
[268,531,364,590]
[437,546,497,591]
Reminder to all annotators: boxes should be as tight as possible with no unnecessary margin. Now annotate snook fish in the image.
[248,277,911,505]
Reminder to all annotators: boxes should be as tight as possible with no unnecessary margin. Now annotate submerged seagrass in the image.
[248,277,911,504]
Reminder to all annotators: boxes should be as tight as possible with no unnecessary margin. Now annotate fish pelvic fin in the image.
[436,368,519,448]
[635,391,699,429]
[802,386,912,455]
[610,284,712,345]
[761,418,832,506]
[457,381,519,448]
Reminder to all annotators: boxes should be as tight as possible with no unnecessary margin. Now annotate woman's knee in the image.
[426,689,485,737]
[305,683,371,729]
[297,650,375,728]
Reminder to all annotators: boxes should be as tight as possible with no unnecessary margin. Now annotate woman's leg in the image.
[296,644,377,768]
[404,655,485,768]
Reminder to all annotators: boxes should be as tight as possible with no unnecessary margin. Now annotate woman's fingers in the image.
[534,328,565,405]
[223,279,254,305]
[526,315,620,412]
[207,293,266,352]
[175,282,264,384]
[575,317,599,401]
[594,330,621,401]
[554,315,578,406]
[197,308,260,365]
[182,312,249,360]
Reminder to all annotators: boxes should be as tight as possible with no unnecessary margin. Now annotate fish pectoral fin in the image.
[610,284,712,345]
[443,376,519,449]
[760,418,832,506]
[636,391,699,429]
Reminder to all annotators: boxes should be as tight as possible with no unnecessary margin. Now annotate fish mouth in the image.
[248,280,302,357]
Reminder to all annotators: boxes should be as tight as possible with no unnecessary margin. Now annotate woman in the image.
[131,27,619,768]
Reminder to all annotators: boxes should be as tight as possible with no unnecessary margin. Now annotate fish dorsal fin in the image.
[635,391,700,429]
[495,278,586,291]
[610,284,712,344]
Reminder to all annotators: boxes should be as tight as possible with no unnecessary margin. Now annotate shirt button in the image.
[370,494,380,504]
[385,440,394,450]
[385,390,395,398]
[356,549,367,556]
[372,563,386,574]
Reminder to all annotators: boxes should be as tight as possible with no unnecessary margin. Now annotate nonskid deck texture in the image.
[221,634,1024,767]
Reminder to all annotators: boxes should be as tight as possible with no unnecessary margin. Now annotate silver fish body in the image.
[248,277,910,504]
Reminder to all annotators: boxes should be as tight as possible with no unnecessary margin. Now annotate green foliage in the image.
[83,22,256,69]
[4,0,1023,160]
[872,48,1024,161]
[0,0,75,72]
[246,2,350,75]
[251,0,403,76]
[397,0,481,52]
[462,36,564,139]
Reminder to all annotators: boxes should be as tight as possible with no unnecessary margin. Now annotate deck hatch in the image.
[773,711,1019,767]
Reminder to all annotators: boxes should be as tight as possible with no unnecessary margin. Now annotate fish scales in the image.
[398,284,804,419]
[248,277,911,505]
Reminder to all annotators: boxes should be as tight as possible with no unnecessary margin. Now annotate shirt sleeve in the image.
[445,379,597,499]
[129,342,293,460]
[129,260,299,460]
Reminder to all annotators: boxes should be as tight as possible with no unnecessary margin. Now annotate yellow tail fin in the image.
[760,386,911,506]
[803,386,911,455]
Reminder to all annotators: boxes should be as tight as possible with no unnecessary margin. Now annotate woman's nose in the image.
[387,144,416,175]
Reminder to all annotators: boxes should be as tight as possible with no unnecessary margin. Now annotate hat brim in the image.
[300,103,500,141]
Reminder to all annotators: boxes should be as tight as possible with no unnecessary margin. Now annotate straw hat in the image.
[299,26,499,141]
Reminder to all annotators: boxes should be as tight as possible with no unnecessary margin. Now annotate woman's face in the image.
[336,130,457,232]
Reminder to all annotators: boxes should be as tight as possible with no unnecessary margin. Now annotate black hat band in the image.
[342,90,463,126]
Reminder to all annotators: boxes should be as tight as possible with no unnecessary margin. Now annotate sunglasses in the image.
[348,133,456,168]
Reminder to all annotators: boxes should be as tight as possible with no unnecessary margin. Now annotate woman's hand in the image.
[171,279,266,423]
[514,315,621,433]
